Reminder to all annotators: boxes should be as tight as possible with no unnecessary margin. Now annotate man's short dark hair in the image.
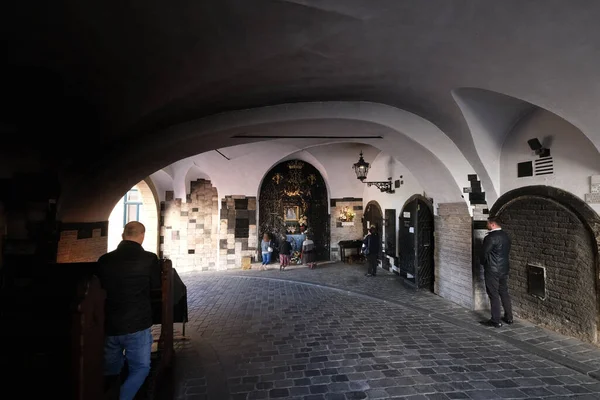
[123,221,145,237]
[488,216,502,226]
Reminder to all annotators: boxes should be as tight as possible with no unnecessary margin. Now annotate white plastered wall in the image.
[500,108,600,215]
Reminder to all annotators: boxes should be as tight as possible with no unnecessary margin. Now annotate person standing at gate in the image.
[279,234,292,271]
[363,226,380,277]
[97,221,161,400]
[480,216,514,328]
[301,233,317,269]
[260,233,273,271]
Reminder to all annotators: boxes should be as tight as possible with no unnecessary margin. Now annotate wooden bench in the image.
[0,262,105,399]
[0,258,184,400]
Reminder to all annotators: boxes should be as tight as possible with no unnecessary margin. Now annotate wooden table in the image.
[338,240,363,263]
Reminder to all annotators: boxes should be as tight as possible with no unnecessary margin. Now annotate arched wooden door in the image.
[363,201,383,262]
[398,196,434,291]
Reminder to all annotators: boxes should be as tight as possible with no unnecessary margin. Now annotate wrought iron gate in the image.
[399,197,434,291]
[416,199,434,290]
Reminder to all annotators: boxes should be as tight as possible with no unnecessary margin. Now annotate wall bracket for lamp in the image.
[365,178,395,194]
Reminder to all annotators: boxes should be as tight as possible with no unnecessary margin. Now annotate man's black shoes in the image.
[481,319,502,328]
[502,317,514,325]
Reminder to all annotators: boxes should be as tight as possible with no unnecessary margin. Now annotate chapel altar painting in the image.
[284,206,299,221]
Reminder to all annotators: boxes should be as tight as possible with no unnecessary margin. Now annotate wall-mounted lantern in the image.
[352,151,395,194]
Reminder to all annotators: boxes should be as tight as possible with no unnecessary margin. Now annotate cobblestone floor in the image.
[169,262,600,400]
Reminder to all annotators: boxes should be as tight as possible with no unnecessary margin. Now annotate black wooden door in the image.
[399,201,417,280]
[325,213,331,261]
[363,202,383,260]
[384,209,396,270]
[416,199,434,291]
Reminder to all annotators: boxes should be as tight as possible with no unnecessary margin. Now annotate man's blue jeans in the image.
[104,328,153,400]
[262,252,271,264]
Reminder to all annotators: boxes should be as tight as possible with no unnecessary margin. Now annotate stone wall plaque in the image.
[585,193,600,203]
[590,175,600,194]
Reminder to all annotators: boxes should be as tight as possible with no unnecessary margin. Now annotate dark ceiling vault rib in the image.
[215,149,231,160]
[231,135,383,139]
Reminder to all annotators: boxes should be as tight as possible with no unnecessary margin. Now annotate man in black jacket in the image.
[480,217,513,328]
[97,221,161,400]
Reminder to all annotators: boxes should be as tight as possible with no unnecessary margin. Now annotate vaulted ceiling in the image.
[3,0,600,220]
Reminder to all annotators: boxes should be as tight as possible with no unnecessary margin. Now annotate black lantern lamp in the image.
[352,151,395,193]
[353,151,370,181]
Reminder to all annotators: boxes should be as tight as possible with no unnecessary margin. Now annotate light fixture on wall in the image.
[352,151,395,194]
[527,138,550,158]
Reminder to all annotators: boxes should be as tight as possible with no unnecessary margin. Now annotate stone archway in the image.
[490,186,600,343]
[107,179,159,254]
[362,201,383,236]
[259,160,329,261]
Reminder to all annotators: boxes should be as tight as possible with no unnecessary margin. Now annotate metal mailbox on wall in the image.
[527,264,546,300]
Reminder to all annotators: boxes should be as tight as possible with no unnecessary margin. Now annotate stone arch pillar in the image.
[490,185,600,343]
[161,179,219,272]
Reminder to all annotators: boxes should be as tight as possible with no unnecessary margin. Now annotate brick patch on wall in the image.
[330,198,363,261]
[161,179,219,272]
[497,197,597,343]
[57,221,108,262]
[434,202,473,309]
[220,195,257,269]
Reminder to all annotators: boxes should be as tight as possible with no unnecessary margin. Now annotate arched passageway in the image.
[362,201,383,236]
[259,160,329,262]
[491,186,600,343]
[107,179,159,254]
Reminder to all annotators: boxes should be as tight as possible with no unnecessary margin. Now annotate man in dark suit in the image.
[97,221,161,400]
[480,216,514,328]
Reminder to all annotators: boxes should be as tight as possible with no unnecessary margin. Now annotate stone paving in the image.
[168,262,600,399]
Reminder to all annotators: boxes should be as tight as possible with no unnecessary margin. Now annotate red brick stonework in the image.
[56,222,108,262]
[497,196,598,343]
